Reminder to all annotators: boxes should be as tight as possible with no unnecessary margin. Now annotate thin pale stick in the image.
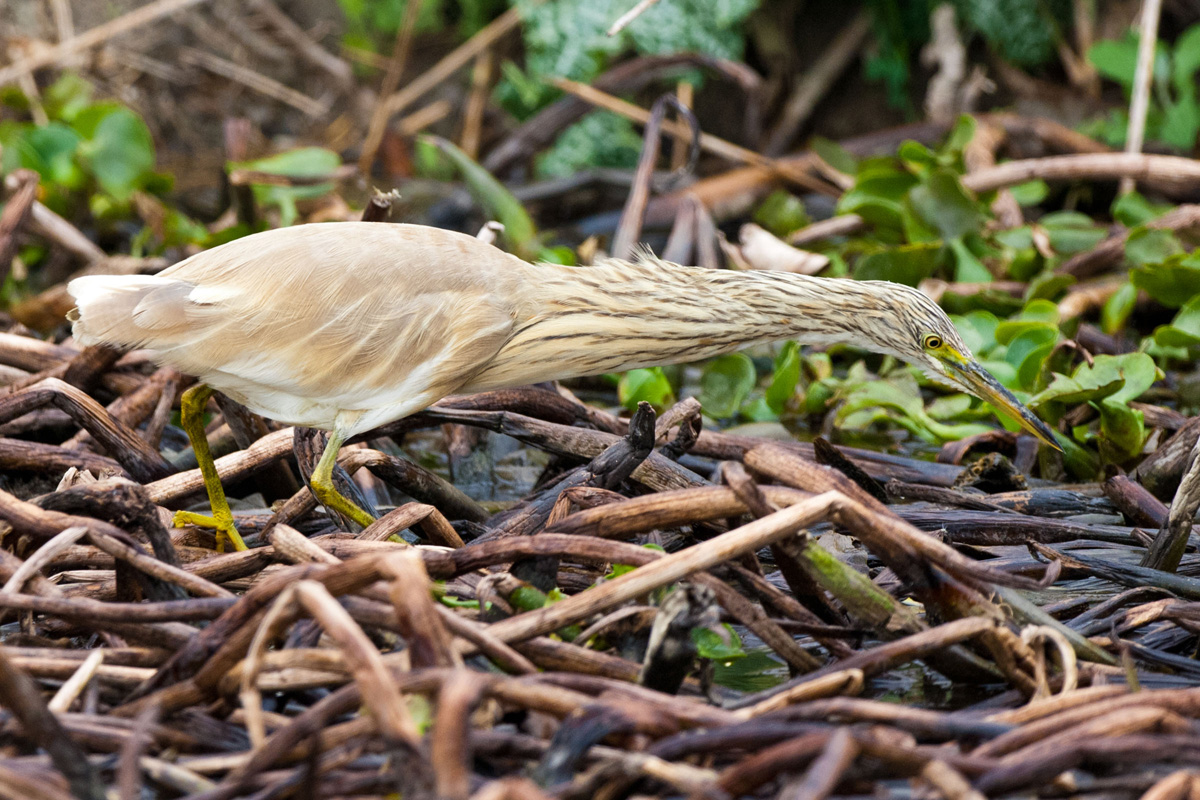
[47,650,104,713]
[358,0,425,173]
[607,0,664,35]
[1121,0,1164,194]
[550,77,837,196]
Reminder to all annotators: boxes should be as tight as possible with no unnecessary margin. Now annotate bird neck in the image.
[471,258,890,391]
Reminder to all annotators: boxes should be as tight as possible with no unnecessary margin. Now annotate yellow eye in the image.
[923,334,943,349]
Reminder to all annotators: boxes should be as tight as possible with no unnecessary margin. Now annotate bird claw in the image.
[173,510,248,552]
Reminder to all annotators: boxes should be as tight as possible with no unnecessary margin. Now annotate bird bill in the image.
[948,361,1061,450]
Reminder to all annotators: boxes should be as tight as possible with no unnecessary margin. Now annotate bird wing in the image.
[74,224,531,425]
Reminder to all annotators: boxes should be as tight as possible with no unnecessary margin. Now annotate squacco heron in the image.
[68,222,1057,551]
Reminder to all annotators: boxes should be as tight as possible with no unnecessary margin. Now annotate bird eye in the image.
[923,334,943,349]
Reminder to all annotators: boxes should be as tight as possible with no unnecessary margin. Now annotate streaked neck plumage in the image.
[463,256,915,392]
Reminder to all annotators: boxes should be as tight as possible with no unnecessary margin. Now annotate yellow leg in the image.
[310,431,377,529]
[172,385,248,552]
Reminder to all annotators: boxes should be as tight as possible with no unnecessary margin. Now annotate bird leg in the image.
[172,384,248,552]
[309,430,377,529]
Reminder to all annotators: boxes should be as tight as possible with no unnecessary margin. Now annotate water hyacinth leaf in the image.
[700,353,757,418]
[994,300,1060,345]
[838,377,992,443]
[1032,353,1156,408]
[925,393,977,420]
[1009,179,1049,207]
[838,160,919,231]
[15,122,83,188]
[712,650,786,691]
[1131,253,1200,307]
[1173,23,1200,96]
[691,624,746,661]
[1156,295,1200,346]
[1039,211,1108,254]
[230,146,340,226]
[1088,34,1166,88]
[81,107,156,200]
[1099,400,1145,458]
[908,169,984,240]
[810,136,858,175]
[753,190,810,238]
[948,237,992,283]
[1103,281,1138,334]
[1025,272,1075,303]
[1105,353,1159,405]
[853,242,940,285]
[1161,94,1200,150]
[953,310,1001,354]
[618,367,675,412]
[1004,326,1058,390]
[1125,227,1184,266]
[941,114,977,161]
[420,135,539,260]
[898,139,937,170]
[1112,191,1174,227]
[765,341,801,414]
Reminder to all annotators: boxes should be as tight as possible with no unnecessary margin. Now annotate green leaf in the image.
[15,122,82,188]
[43,73,94,123]
[810,136,858,175]
[230,146,339,227]
[711,649,786,691]
[1131,253,1200,307]
[1089,35,1166,89]
[1125,227,1184,266]
[898,139,937,170]
[618,367,674,412]
[1009,179,1049,207]
[1155,294,1200,346]
[948,237,992,283]
[700,353,757,418]
[420,134,539,260]
[1160,95,1200,150]
[838,160,919,232]
[1025,272,1075,303]
[1031,353,1157,408]
[1173,23,1200,97]
[1112,191,1173,227]
[765,341,801,414]
[753,190,810,238]
[80,107,155,200]
[853,242,940,286]
[1039,211,1107,254]
[691,623,745,661]
[1099,400,1145,458]
[942,115,977,159]
[1102,281,1138,334]
[1105,353,1159,405]
[1004,326,1059,390]
[994,300,1060,345]
[908,169,984,240]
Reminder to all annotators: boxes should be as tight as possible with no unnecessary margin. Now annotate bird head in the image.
[859,282,1060,450]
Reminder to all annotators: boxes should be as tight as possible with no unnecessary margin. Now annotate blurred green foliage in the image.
[1,74,162,213]
[866,0,1072,108]
[1085,23,1200,149]
[535,111,645,179]
[336,0,506,54]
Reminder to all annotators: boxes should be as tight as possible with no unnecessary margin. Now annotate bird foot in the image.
[173,510,248,552]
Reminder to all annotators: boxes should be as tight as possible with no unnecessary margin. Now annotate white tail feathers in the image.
[67,274,190,349]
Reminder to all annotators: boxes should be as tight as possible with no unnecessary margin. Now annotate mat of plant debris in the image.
[3,326,1200,800]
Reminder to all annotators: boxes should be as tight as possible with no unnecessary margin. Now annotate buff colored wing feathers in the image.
[69,223,532,430]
